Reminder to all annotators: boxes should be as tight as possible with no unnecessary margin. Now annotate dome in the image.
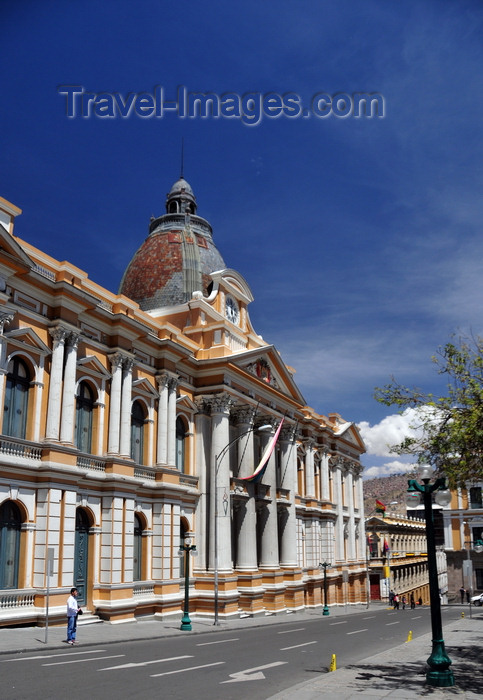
[119,176,226,311]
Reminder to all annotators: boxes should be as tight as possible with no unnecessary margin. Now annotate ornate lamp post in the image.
[319,562,331,615]
[406,465,454,687]
[179,534,197,631]
[214,423,272,625]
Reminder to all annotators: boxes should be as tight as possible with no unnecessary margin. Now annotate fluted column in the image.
[166,377,178,467]
[60,332,80,444]
[279,425,297,567]
[156,373,169,465]
[346,469,356,560]
[0,313,14,418]
[119,358,134,457]
[45,327,68,441]
[333,461,345,562]
[209,394,233,572]
[108,353,123,454]
[234,407,257,571]
[259,421,279,569]
[304,440,315,497]
[321,450,330,501]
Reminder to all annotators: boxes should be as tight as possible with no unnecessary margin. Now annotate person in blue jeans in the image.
[66,587,82,645]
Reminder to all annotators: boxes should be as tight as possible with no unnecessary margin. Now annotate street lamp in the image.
[319,562,331,615]
[406,465,454,688]
[179,534,197,631]
[213,422,272,625]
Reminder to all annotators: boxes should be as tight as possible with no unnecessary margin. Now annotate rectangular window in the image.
[476,568,483,590]
[469,486,482,509]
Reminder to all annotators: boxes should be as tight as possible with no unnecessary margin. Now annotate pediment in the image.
[5,327,50,355]
[77,355,111,378]
[233,345,306,403]
[132,376,158,397]
[0,226,34,272]
[176,394,198,412]
[336,421,366,453]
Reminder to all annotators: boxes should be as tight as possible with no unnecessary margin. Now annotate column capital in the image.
[209,393,235,416]
[156,372,170,389]
[233,405,256,426]
[280,424,296,443]
[49,326,69,346]
[66,331,81,349]
[0,311,14,335]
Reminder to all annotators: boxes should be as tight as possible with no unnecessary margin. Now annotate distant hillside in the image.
[363,472,417,517]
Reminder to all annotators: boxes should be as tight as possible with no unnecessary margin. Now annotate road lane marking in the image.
[278,628,305,634]
[386,622,400,626]
[197,639,238,646]
[410,616,422,619]
[151,661,225,677]
[43,654,125,666]
[280,641,317,650]
[1,650,105,662]
[329,621,347,625]
[98,655,192,671]
[363,616,376,619]
[347,629,368,635]
[221,661,287,683]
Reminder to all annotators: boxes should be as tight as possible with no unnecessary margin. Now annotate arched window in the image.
[133,514,143,582]
[2,357,30,439]
[131,401,145,464]
[0,500,22,589]
[75,381,94,453]
[175,417,186,472]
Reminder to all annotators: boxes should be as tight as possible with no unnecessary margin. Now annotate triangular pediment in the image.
[132,376,158,397]
[176,394,198,412]
[0,226,34,272]
[335,421,366,453]
[232,345,306,403]
[77,355,111,378]
[5,327,50,355]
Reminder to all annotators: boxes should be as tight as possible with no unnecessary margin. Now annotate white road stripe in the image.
[151,661,225,678]
[280,641,317,650]
[363,616,376,619]
[386,621,400,626]
[1,650,105,662]
[347,629,368,635]
[197,638,239,646]
[98,655,192,671]
[330,621,347,625]
[278,628,305,634]
[43,654,125,666]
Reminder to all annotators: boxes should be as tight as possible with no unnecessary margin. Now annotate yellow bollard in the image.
[329,654,337,672]
[406,630,412,643]
[461,611,465,618]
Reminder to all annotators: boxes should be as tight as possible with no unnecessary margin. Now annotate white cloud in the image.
[358,408,422,457]
[363,460,416,480]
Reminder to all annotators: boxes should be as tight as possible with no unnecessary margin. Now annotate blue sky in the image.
[2,0,483,478]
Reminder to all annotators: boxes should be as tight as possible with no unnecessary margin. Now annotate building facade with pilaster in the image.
[0,180,366,626]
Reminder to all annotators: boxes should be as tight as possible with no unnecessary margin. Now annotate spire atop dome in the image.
[166,175,197,215]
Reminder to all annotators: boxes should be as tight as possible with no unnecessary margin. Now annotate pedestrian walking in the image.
[410,593,415,609]
[402,595,406,610]
[460,586,466,604]
[389,589,394,606]
[466,589,471,603]
[393,593,399,610]
[66,587,82,645]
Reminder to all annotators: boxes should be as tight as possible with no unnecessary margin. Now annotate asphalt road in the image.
[0,606,463,700]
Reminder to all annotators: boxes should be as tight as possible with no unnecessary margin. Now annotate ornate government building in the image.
[0,177,366,626]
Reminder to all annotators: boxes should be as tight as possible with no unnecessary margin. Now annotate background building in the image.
[443,483,483,602]
[0,180,366,626]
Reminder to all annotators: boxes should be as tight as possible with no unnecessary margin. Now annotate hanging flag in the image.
[375,499,386,516]
[240,418,284,483]
[383,538,390,554]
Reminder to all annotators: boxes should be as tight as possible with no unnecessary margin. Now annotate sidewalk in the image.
[0,605,481,699]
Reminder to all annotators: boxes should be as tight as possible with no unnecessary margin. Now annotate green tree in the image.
[375,337,483,488]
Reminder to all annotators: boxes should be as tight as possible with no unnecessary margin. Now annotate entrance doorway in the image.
[74,508,90,606]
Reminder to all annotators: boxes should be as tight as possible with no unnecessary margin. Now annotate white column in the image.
[45,327,68,441]
[119,358,133,457]
[209,394,233,572]
[194,402,211,570]
[166,377,178,467]
[346,470,356,560]
[108,353,123,454]
[156,374,169,465]
[334,464,345,562]
[280,426,297,567]
[321,450,330,501]
[0,312,14,416]
[304,440,315,497]
[259,422,279,569]
[235,408,257,571]
[60,333,80,444]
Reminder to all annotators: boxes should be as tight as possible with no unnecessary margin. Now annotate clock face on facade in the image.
[225,295,240,325]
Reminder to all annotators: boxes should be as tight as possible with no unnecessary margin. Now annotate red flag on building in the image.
[375,499,386,516]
